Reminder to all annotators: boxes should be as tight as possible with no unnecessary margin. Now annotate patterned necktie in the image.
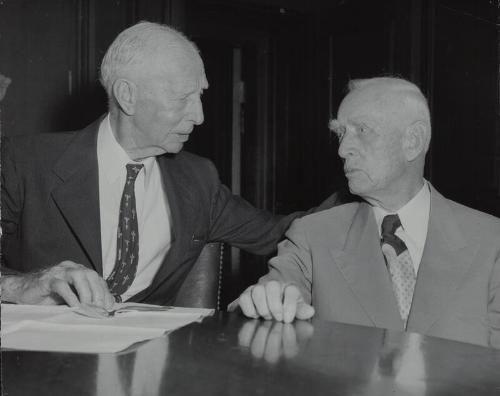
[380,214,416,324]
[107,163,144,300]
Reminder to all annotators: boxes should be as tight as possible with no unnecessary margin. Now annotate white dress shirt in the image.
[372,182,431,274]
[97,115,172,301]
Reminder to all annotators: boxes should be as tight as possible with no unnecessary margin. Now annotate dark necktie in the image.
[107,163,144,300]
[380,214,416,324]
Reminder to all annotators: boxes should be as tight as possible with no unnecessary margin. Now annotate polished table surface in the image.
[3,312,500,396]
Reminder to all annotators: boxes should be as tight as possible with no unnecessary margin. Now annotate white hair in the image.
[99,21,198,99]
[348,77,431,132]
[329,76,432,152]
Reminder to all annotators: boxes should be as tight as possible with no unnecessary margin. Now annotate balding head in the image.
[330,77,431,210]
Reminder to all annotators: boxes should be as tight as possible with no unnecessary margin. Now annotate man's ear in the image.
[112,78,137,116]
[403,120,429,161]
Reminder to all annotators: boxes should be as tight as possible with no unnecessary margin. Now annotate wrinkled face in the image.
[333,87,410,204]
[128,47,208,159]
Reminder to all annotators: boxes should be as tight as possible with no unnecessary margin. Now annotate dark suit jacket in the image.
[1,118,340,305]
[262,185,500,347]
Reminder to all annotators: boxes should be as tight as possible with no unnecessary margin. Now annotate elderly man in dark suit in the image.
[232,77,500,348]
[1,22,335,309]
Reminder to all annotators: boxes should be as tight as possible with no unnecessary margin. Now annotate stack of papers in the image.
[1,303,213,353]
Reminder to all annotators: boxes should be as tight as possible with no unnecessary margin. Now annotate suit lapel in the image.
[145,154,199,294]
[51,119,103,274]
[331,203,404,330]
[407,186,478,333]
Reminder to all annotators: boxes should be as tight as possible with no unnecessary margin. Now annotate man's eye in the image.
[358,125,370,134]
[335,128,345,140]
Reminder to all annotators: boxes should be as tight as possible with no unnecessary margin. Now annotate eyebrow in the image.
[328,119,344,133]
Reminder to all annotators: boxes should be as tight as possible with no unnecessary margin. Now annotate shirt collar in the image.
[97,114,156,187]
[372,181,431,246]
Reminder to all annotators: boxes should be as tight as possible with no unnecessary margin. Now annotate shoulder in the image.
[3,131,76,150]
[162,151,215,172]
[444,197,500,236]
[160,150,220,189]
[430,186,500,251]
[2,117,103,164]
[291,202,362,234]
[2,132,78,167]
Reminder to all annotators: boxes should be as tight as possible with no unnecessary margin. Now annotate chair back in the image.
[174,242,223,309]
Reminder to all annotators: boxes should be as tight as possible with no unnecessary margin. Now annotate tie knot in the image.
[381,214,406,256]
[125,163,144,182]
[381,214,402,238]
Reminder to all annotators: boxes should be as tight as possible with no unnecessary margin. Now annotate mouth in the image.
[344,167,359,175]
[176,132,192,142]
[344,167,366,180]
[178,126,194,139]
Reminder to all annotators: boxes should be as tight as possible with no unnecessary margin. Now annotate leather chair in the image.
[174,243,224,310]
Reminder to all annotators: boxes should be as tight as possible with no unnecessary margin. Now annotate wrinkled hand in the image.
[238,319,314,364]
[228,280,315,323]
[1,260,114,309]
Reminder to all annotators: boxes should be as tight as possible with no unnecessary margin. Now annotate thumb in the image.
[227,298,239,312]
[296,302,315,320]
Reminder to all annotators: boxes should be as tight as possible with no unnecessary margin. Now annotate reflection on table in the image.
[3,312,500,396]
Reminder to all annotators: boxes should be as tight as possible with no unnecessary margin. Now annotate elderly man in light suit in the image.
[232,77,500,348]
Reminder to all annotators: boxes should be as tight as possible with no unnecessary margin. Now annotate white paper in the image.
[1,303,213,353]
[1,304,71,327]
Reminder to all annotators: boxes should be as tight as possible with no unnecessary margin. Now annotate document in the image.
[1,303,213,353]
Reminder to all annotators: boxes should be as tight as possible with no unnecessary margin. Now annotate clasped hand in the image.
[228,280,315,323]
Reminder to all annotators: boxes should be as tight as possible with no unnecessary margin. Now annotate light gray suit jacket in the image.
[262,185,500,347]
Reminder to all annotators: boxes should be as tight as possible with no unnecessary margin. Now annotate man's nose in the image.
[191,96,204,125]
[337,132,356,159]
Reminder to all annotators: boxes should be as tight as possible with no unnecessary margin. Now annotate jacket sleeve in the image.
[258,219,313,304]
[1,138,24,270]
[202,159,297,255]
[488,239,500,349]
[203,158,345,256]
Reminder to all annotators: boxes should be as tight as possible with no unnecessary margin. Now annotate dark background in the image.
[1,0,499,304]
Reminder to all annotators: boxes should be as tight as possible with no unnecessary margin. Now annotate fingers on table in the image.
[49,279,81,307]
[265,281,284,322]
[238,285,259,318]
[49,261,113,309]
[251,284,273,320]
[239,282,279,320]
[237,281,309,323]
[296,302,315,320]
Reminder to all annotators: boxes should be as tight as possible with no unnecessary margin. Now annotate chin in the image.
[347,179,370,196]
[164,143,184,154]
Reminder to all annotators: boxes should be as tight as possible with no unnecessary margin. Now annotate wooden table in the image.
[3,312,500,396]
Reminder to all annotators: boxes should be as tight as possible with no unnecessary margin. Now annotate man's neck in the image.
[108,111,140,161]
[364,178,425,212]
